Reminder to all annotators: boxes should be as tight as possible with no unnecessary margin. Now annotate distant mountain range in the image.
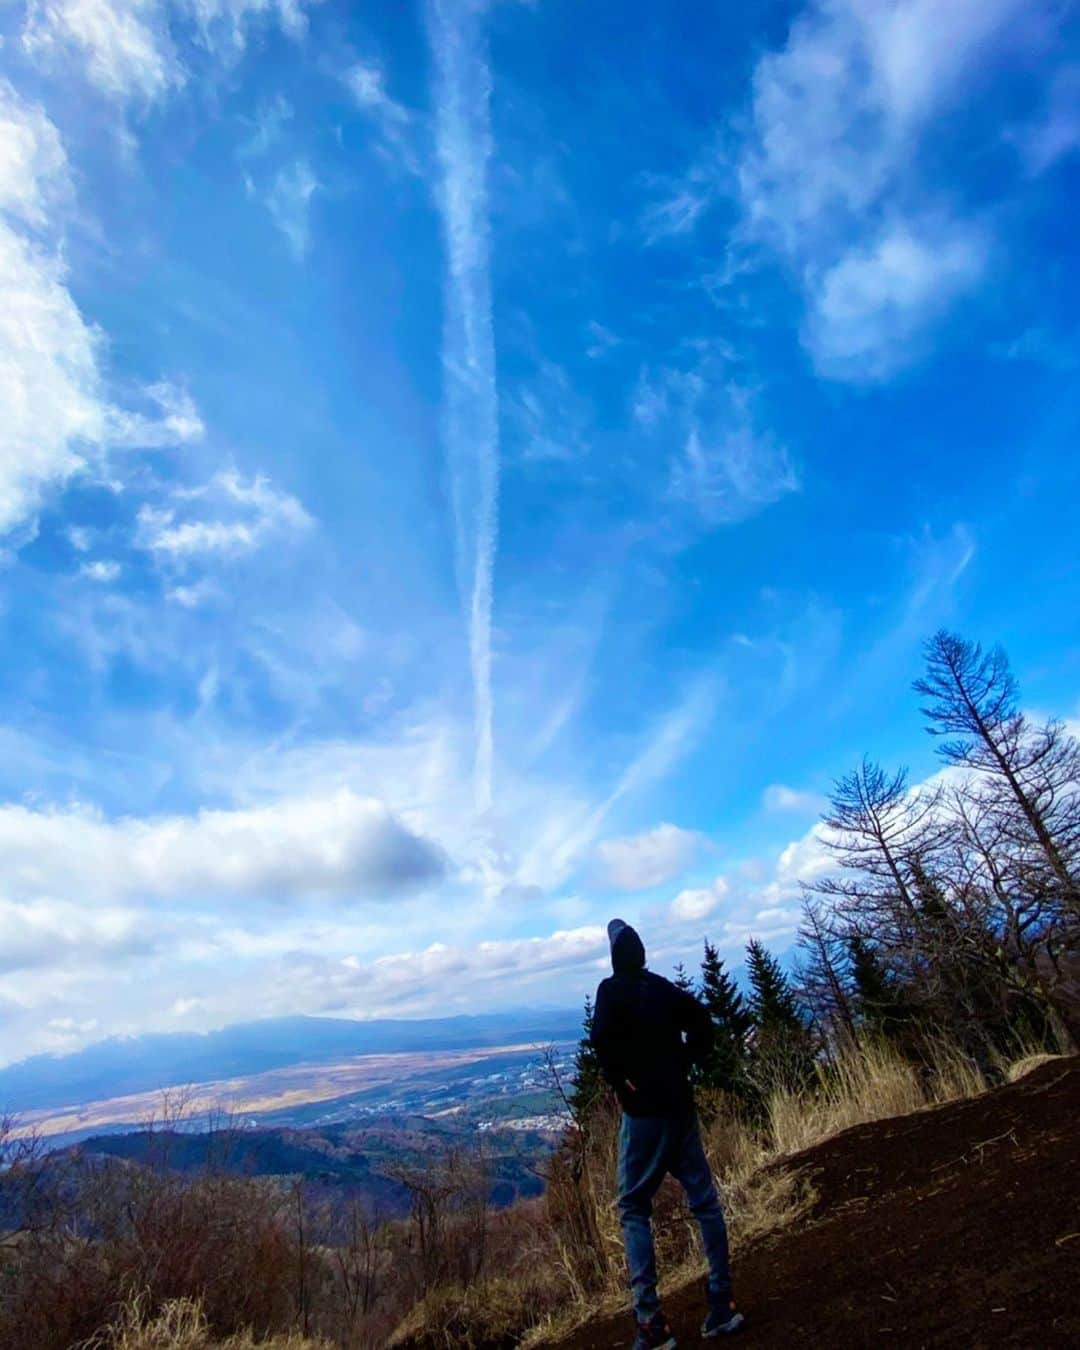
[0,1010,583,1115]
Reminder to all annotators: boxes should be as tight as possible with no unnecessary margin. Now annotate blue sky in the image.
[1,0,1078,1064]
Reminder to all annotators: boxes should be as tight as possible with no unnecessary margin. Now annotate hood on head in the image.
[607,918,646,975]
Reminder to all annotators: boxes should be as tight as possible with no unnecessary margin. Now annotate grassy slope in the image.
[549,1057,1080,1349]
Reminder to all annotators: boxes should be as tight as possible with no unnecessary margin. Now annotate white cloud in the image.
[734,0,1020,376]
[265,158,319,259]
[0,895,164,974]
[107,381,205,447]
[0,83,100,535]
[991,326,1077,371]
[80,559,121,581]
[426,0,499,814]
[642,185,713,244]
[23,0,312,104]
[584,320,619,359]
[597,822,706,890]
[671,416,798,525]
[671,874,730,922]
[237,93,293,160]
[649,0,1042,378]
[0,788,445,917]
[1012,63,1080,175]
[0,80,71,225]
[506,359,592,463]
[189,0,309,47]
[23,0,183,104]
[806,218,987,378]
[135,469,311,560]
[0,221,104,534]
[735,0,1026,252]
[637,356,798,525]
[343,57,420,173]
[0,84,205,540]
[762,783,826,814]
[167,578,218,607]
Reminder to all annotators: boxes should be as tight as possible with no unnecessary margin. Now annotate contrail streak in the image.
[427,0,499,816]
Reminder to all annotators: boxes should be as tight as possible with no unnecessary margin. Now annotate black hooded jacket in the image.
[590,919,714,1118]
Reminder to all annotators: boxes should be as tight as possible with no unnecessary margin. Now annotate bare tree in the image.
[807,757,945,951]
[794,897,857,1051]
[385,1141,491,1296]
[915,630,1080,920]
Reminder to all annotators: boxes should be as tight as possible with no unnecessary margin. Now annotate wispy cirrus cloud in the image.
[343,56,421,173]
[22,0,312,105]
[730,0,1021,377]
[645,0,1065,379]
[762,783,826,814]
[516,678,718,892]
[505,358,592,463]
[265,158,319,258]
[426,0,500,815]
[1011,63,1080,175]
[635,352,798,527]
[135,469,312,561]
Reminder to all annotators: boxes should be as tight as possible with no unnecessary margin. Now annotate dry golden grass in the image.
[1004,1051,1064,1083]
[79,1295,328,1350]
[388,1274,564,1349]
[766,1037,990,1160]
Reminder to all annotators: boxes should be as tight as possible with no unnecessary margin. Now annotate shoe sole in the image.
[702,1311,745,1337]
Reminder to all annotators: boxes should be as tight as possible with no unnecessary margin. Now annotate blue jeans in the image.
[617,1111,733,1323]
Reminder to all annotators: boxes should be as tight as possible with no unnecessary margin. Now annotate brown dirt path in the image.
[551,1057,1080,1349]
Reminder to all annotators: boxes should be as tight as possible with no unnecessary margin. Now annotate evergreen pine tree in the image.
[746,938,815,1092]
[672,961,696,995]
[746,939,803,1030]
[698,940,752,1093]
[568,996,605,1125]
[848,934,893,1029]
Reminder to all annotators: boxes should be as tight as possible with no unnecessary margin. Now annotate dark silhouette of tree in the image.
[568,996,605,1125]
[915,631,1080,920]
[807,758,945,957]
[746,939,802,1031]
[672,961,696,996]
[795,898,857,1050]
[848,935,894,1026]
[746,939,816,1093]
[698,940,751,1093]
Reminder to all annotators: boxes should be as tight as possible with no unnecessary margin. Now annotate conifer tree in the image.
[746,939,802,1030]
[848,934,894,1028]
[698,940,752,1093]
[746,939,815,1092]
[568,996,605,1125]
[672,961,696,995]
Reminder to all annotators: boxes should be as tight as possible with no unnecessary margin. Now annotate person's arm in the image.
[590,982,634,1093]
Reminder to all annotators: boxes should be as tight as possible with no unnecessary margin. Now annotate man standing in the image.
[591,918,744,1350]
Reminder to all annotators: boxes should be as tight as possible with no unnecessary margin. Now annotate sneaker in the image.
[702,1300,745,1337]
[633,1312,678,1350]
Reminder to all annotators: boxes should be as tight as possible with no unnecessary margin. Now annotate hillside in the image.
[551,1057,1080,1349]
[70,1114,552,1214]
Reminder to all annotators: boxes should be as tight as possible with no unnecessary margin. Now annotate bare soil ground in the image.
[553,1057,1080,1349]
